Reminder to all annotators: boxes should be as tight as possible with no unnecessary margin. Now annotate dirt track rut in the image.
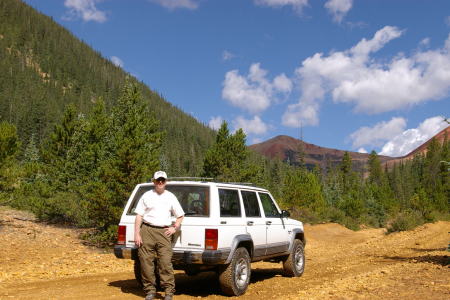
[0,207,449,299]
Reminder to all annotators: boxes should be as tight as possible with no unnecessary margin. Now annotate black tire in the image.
[134,259,161,290]
[219,247,251,296]
[283,239,305,277]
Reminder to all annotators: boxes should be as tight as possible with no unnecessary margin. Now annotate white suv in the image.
[114,180,306,296]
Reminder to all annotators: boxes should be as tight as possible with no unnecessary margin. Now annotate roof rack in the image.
[167,177,255,186]
[221,182,255,186]
[168,177,214,181]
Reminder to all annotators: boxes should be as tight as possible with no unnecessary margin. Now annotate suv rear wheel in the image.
[219,247,251,296]
[282,239,305,277]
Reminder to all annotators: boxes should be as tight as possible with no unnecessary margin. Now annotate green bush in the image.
[288,206,323,224]
[386,210,424,233]
[80,224,118,247]
[33,192,91,227]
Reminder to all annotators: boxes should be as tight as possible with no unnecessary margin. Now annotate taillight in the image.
[205,228,218,250]
[117,225,126,245]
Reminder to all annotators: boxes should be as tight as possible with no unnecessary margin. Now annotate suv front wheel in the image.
[219,247,251,296]
[283,239,305,277]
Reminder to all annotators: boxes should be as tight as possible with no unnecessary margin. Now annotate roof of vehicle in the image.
[136,180,270,192]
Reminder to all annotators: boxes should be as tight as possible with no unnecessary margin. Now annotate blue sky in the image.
[23,0,450,156]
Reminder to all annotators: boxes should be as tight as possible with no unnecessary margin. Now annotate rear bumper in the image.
[114,245,230,265]
[114,245,139,260]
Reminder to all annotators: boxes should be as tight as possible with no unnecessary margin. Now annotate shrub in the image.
[386,210,424,233]
[80,224,118,247]
[33,192,91,227]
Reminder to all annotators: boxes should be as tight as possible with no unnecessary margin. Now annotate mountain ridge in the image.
[249,125,449,169]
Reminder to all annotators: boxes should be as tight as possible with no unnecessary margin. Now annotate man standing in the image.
[134,171,184,300]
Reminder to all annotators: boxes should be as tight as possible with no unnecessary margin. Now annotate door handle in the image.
[266,221,272,225]
[247,221,254,226]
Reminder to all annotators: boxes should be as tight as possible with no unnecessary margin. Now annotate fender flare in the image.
[224,234,253,264]
[288,228,306,252]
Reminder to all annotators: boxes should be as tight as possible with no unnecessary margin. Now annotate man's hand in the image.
[164,226,177,236]
[135,233,143,247]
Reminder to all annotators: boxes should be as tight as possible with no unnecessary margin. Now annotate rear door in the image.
[241,190,266,257]
[217,188,246,249]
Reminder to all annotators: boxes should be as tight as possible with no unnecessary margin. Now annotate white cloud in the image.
[324,0,353,23]
[273,73,293,92]
[222,50,235,61]
[149,0,199,10]
[254,0,309,13]
[283,26,450,128]
[282,101,319,127]
[222,63,292,114]
[208,116,223,130]
[252,137,263,144]
[63,0,107,23]
[357,147,368,154]
[419,37,430,47]
[380,116,449,157]
[233,116,269,135]
[349,117,407,149]
[110,56,124,68]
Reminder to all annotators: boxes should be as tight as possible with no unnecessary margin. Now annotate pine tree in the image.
[0,121,21,196]
[282,167,326,214]
[23,134,39,163]
[202,122,251,182]
[88,82,163,230]
[0,121,20,166]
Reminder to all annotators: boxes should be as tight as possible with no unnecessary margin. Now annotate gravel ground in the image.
[0,206,449,299]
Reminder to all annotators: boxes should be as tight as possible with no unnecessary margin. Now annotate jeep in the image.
[114,180,305,296]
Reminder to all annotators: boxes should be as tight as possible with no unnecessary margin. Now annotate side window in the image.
[241,191,261,217]
[219,189,241,217]
[259,193,280,218]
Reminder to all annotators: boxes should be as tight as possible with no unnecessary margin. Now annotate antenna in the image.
[300,120,303,142]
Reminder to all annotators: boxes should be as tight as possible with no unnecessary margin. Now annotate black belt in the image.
[143,222,169,229]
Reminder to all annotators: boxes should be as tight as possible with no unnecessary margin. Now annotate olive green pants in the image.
[138,225,175,295]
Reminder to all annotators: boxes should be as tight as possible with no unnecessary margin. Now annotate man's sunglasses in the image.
[154,178,166,184]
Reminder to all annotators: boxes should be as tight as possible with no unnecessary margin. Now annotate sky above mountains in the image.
[23,0,450,157]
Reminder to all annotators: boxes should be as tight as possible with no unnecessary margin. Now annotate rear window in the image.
[127,184,210,217]
[219,189,241,217]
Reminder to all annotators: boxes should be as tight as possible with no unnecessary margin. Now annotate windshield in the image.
[127,184,210,217]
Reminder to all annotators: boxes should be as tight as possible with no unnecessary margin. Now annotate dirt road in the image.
[0,206,449,299]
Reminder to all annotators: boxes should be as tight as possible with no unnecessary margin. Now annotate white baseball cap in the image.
[153,170,167,180]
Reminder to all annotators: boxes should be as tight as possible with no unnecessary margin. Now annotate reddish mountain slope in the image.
[249,125,449,169]
[249,135,393,169]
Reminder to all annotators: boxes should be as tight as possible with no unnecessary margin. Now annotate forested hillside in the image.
[0,0,448,244]
[0,0,214,176]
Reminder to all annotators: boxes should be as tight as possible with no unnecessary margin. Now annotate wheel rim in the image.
[235,258,249,288]
[294,246,304,271]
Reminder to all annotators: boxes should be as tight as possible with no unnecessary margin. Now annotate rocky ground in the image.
[0,206,449,299]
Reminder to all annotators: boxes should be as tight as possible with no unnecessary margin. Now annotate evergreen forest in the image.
[0,0,448,244]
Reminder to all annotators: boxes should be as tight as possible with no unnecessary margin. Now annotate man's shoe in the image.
[144,294,155,300]
[164,294,173,300]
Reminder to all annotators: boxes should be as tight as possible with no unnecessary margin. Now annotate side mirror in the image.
[281,210,290,218]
